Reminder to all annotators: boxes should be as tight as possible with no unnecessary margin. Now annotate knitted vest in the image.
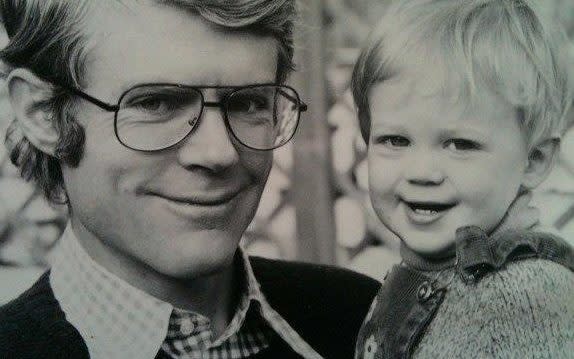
[356,228,574,359]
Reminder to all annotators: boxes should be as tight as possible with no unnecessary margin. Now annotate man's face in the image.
[62,3,277,278]
[367,67,530,257]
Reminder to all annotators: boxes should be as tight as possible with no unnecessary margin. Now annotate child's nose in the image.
[404,152,445,185]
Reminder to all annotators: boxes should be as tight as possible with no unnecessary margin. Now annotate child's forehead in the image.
[370,66,472,111]
[369,70,517,128]
[366,37,524,131]
[370,35,519,111]
[374,44,464,94]
[388,69,454,100]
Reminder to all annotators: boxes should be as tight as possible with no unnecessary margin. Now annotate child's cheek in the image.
[368,154,400,192]
[453,171,518,233]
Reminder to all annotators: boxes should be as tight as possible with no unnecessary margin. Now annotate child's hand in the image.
[491,191,540,236]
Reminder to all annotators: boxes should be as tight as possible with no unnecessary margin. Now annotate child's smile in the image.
[367,70,531,257]
[401,200,458,225]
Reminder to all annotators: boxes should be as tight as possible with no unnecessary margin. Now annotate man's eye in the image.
[130,95,187,113]
[374,135,410,147]
[228,95,269,113]
[444,139,481,151]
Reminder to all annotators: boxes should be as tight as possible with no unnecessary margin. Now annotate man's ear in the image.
[521,138,560,189]
[6,68,59,156]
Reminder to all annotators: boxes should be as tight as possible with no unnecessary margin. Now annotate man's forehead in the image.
[81,1,278,95]
[85,0,280,47]
[85,0,229,47]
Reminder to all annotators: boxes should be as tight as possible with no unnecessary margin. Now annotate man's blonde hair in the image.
[352,0,574,150]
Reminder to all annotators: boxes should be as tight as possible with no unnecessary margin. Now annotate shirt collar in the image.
[50,223,322,359]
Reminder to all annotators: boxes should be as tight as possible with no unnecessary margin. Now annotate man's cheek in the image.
[238,149,272,173]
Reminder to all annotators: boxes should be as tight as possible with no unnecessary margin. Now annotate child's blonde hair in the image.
[352,0,574,151]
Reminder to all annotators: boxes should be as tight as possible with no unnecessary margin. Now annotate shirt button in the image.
[181,320,195,335]
[417,281,433,302]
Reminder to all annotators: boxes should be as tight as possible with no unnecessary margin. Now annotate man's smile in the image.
[144,187,248,219]
[151,190,245,206]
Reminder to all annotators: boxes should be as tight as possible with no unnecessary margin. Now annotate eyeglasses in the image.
[57,82,307,151]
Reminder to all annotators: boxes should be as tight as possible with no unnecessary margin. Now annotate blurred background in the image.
[1,0,574,304]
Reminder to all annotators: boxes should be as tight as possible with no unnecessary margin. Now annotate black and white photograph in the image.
[0,1,572,358]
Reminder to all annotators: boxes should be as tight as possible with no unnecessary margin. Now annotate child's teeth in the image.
[415,208,436,215]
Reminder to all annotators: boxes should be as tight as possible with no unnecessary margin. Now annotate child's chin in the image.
[404,236,456,259]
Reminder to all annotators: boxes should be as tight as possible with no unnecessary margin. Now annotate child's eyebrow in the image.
[440,126,490,138]
[371,123,408,133]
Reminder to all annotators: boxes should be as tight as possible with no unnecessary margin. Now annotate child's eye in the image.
[444,139,482,151]
[374,135,410,148]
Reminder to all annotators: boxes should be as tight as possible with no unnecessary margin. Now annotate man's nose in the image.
[176,107,239,172]
[403,149,445,186]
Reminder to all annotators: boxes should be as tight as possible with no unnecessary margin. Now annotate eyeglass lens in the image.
[115,85,301,151]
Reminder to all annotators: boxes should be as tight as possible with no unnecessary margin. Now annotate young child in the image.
[351,0,574,358]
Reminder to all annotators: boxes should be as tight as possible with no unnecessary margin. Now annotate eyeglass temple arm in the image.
[278,89,307,112]
[58,83,119,112]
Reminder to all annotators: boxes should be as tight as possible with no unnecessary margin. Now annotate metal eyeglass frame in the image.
[55,82,308,152]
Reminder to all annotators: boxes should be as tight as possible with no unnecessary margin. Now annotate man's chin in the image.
[150,250,237,280]
[149,232,241,278]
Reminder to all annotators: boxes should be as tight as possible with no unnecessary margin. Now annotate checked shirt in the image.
[50,224,322,359]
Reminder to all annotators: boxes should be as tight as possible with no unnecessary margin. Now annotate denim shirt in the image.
[355,226,574,359]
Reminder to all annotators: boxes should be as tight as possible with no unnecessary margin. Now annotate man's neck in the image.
[69,218,238,337]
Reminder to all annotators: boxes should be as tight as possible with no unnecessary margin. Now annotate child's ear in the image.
[6,68,59,156]
[521,138,560,189]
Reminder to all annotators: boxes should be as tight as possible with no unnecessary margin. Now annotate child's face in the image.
[367,72,530,257]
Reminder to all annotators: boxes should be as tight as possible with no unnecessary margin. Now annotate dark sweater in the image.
[0,257,380,359]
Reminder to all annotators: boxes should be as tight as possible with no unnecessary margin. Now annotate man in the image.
[0,1,379,358]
